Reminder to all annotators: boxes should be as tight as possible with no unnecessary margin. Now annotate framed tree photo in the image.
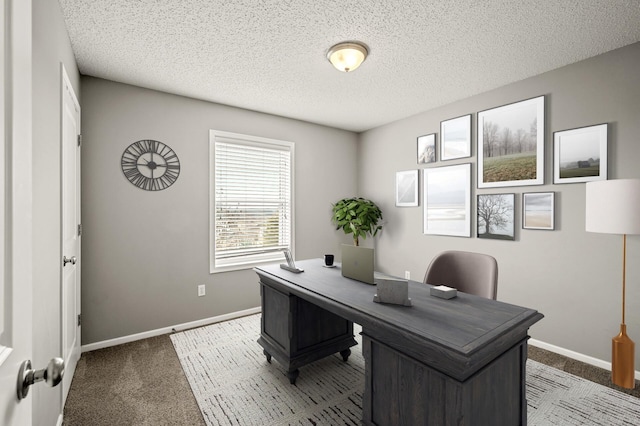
[477,193,515,240]
[440,114,471,160]
[417,133,436,164]
[553,123,607,184]
[523,192,555,230]
[477,96,545,188]
[423,163,471,237]
[396,170,419,207]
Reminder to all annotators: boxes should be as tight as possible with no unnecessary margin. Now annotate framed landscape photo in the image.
[396,170,419,207]
[477,193,515,240]
[477,96,545,188]
[553,123,607,184]
[417,133,436,164]
[423,163,471,237]
[440,114,471,160]
[523,192,555,230]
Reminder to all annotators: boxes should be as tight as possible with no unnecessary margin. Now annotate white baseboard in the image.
[81,307,261,353]
[56,414,63,426]
[529,338,640,380]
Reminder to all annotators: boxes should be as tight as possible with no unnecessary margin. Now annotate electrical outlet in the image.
[404,271,411,280]
[198,284,206,297]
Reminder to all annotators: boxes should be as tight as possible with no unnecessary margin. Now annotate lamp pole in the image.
[611,234,635,389]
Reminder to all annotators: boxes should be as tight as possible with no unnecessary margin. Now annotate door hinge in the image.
[77,134,82,147]
[78,224,82,236]
[77,314,82,327]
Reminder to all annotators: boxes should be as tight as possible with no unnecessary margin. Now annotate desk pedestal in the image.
[257,282,357,384]
[362,332,528,425]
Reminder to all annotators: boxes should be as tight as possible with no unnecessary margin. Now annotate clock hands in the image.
[136,161,168,168]
[137,158,168,167]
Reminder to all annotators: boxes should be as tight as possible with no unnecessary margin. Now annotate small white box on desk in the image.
[430,285,457,299]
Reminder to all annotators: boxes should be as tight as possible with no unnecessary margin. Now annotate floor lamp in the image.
[586,179,640,389]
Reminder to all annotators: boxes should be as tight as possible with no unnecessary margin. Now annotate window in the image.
[210,130,294,272]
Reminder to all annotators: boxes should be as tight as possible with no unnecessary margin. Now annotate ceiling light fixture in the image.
[327,41,369,73]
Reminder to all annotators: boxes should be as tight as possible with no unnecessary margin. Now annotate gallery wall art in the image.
[417,133,436,164]
[477,193,515,240]
[396,170,419,207]
[523,192,555,230]
[553,123,608,184]
[423,164,471,237]
[401,93,611,240]
[477,96,545,188]
[440,114,471,161]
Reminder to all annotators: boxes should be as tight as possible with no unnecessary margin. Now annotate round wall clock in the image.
[121,140,180,191]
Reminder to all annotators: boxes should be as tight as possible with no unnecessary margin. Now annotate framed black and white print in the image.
[553,123,607,184]
[440,114,471,160]
[423,163,471,237]
[477,193,515,240]
[396,170,419,207]
[477,96,544,188]
[523,192,555,230]
[417,133,436,164]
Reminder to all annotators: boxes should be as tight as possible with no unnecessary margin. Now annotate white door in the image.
[0,0,34,424]
[61,65,81,405]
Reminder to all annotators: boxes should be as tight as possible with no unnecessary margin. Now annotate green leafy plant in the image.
[331,197,383,246]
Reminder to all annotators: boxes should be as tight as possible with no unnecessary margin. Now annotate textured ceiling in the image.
[59,0,640,132]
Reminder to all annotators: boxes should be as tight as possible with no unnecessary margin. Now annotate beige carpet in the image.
[63,334,205,425]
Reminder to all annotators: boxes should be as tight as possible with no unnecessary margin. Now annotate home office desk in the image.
[255,259,543,425]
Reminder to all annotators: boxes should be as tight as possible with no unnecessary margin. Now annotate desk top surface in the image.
[255,258,543,356]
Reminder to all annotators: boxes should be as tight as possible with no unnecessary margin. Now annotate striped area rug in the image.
[170,314,640,425]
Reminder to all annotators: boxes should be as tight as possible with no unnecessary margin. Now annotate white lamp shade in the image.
[585,179,640,235]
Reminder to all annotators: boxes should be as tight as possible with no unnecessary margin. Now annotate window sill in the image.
[210,257,285,274]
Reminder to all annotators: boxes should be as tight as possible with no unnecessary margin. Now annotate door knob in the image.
[17,357,65,400]
[63,256,77,266]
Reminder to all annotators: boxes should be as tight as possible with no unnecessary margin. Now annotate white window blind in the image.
[210,131,293,272]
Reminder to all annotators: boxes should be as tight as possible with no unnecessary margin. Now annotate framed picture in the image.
[477,96,545,188]
[423,163,471,237]
[477,193,515,240]
[417,133,436,164]
[440,114,471,160]
[553,123,607,184]
[396,170,419,207]
[523,192,555,230]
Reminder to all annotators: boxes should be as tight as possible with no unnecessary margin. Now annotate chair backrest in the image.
[423,251,498,300]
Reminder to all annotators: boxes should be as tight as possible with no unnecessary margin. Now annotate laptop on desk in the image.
[341,244,376,284]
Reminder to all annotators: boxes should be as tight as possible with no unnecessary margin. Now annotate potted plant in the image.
[331,197,383,246]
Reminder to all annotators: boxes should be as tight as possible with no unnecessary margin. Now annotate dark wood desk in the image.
[255,259,543,425]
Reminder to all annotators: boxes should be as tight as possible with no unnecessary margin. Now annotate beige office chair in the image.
[423,251,498,300]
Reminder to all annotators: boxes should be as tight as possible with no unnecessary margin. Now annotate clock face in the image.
[121,140,180,191]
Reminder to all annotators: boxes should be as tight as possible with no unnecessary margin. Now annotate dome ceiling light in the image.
[327,41,369,72]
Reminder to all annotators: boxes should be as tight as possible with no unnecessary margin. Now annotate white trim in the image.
[60,62,81,408]
[81,307,261,353]
[56,414,63,426]
[529,338,640,380]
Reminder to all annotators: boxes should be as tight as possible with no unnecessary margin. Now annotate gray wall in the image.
[81,77,358,344]
[32,0,81,424]
[358,42,640,366]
